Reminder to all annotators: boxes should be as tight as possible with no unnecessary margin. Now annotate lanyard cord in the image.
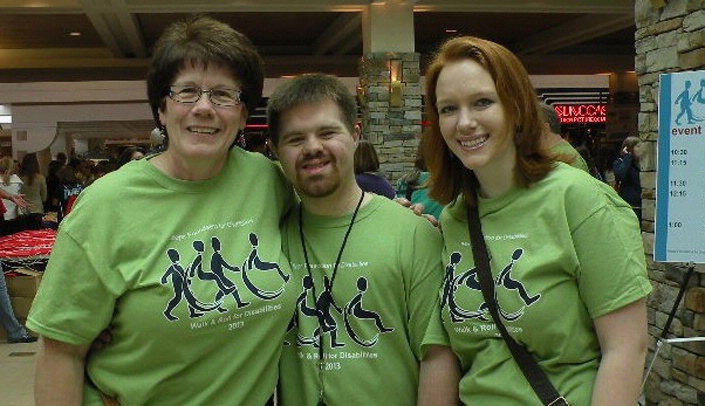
[298,190,365,406]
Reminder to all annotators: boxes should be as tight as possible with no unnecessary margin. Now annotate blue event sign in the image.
[654,71,705,263]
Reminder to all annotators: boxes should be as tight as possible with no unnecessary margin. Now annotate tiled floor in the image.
[0,339,37,406]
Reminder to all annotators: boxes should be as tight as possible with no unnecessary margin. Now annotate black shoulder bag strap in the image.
[466,202,570,406]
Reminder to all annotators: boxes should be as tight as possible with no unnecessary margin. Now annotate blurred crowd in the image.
[0,146,145,235]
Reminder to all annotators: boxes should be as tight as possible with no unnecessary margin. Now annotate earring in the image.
[150,127,166,145]
[236,129,246,148]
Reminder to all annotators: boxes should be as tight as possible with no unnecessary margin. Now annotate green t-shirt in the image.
[278,194,446,406]
[28,147,298,406]
[551,140,589,172]
[434,163,651,405]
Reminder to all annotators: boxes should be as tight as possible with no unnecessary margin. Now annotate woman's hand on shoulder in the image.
[394,197,438,226]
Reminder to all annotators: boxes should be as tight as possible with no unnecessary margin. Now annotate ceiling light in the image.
[445,29,458,33]
[69,32,81,37]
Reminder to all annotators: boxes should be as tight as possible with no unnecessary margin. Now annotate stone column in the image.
[358,2,422,184]
[635,1,705,405]
[358,52,422,183]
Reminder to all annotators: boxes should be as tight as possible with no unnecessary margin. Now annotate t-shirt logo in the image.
[160,233,289,321]
[442,248,541,323]
[288,275,394,348]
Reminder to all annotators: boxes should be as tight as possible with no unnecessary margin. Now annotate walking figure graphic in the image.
[161,248,223,321]
[205,237,249,309]
[312,276,345,349]
[675,80,696,125]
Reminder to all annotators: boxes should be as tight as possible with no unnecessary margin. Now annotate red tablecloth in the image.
[0,229,55,272]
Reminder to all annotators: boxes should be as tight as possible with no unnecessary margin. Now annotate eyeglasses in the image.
[168,86,243,108]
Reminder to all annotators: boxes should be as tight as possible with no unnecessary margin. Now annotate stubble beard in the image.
[296,173,340,198]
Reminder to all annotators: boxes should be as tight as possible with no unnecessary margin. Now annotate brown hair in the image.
[422,36,554,205]
[621,136,641,153]
[146,15,264,143]
[267,73,357,146]
[19,153,40,186]
[353,140,380,174]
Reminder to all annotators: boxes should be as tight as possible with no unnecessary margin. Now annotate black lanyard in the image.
[298,190,365,406]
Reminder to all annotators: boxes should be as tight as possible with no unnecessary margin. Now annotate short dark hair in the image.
[539,102,562,134]
[146,15,264,133]
[56,152,68,165]
[118,146,146,168]
[354,140,380,174]
[267,73,357,145]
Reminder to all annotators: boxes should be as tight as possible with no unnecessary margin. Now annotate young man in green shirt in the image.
[267,73,459,406]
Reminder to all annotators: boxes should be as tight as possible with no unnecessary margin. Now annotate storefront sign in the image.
[654,70,705,263]
[553,104,607,124]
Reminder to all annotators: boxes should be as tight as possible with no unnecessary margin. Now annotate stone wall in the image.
[635,1,705,405]
[358,52,422,184]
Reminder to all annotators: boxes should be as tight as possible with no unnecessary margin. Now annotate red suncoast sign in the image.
[554,104,607,124]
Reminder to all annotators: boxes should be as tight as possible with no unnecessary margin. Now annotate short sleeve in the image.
[572,203,651,319]
[27,228,119,344]
[404,220,446,359]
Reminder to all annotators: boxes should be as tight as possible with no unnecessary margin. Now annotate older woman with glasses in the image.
[29,16,298,405]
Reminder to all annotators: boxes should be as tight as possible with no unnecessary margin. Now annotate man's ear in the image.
[239,107,249,132]
[269,139,279,159]
[353,123,362,144]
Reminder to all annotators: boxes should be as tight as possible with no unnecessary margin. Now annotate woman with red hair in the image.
[423,36,651,405]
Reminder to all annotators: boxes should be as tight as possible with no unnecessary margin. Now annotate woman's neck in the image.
[151,152,226,181]
[473,155,517,199]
